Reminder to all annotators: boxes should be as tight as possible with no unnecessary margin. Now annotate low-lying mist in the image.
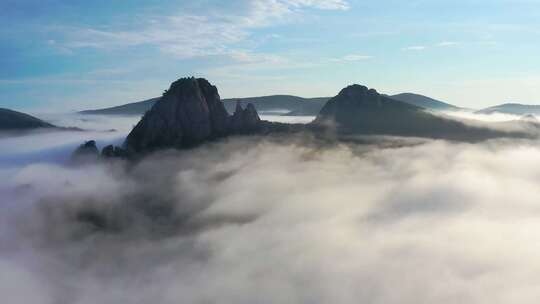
[442,110,529,122]
[2,131,540,303]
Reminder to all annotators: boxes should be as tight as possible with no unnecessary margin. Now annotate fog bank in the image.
[2,133,540,303]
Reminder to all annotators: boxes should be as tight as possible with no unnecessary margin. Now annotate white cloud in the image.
[284,0,350,10]
[402,45,426,51]
[437,41,459,47]
[330,54,373,62]
[57,0,350,60]
[342,54,373,61]
[4,135,540,303]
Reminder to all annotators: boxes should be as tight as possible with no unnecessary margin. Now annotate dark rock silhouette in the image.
[314,84,528,141]
[0,108,55,130]
[73,80,536,160]
[230,102,261,133]
[124,77,263,153]
[72,140,99,162]
[101,145,128,158]
[389,93,460,111]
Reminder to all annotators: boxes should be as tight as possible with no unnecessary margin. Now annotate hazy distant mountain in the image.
[314,85,526,141]
[80,92,460,117]
[79,97,160,116]
[223,95,329,115]
[476,103,540,115]
[0,108,55,130]
[389,93,460,111]
[80,95,330,116]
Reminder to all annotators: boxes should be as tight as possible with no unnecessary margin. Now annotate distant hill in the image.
[79,97,160,116]
[80,95,330,116]
[389,93,460,111]
[476,103,540,115]
[313,85,527,141]
[0,108,55,130]
[222,95,329,115]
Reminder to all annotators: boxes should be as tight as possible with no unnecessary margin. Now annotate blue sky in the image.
[1,0,540,112]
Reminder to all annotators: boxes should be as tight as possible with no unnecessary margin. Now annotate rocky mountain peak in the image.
[333,84,382,107]
[124,77,262,153]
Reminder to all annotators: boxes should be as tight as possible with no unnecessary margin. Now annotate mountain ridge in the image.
[79,92,462,117]
[389,93,460,111]
[476,103,540,115]
[0,108,55,130]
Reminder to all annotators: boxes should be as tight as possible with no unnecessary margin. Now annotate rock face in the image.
[315,84,421,130]
[125,77,262,153]
[72,140,99,162]
[314,84,524,141]
[230,102,261,134]
[101,145,128,158]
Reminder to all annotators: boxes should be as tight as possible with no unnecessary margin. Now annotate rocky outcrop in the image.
[101,145,128,158]
[315,84,420,129]
[314,84,528,141]
[229,102,261,134]
[124,77,263,153]
[71,141,129,163]
[72,140,99,162]
[72,77,306,158]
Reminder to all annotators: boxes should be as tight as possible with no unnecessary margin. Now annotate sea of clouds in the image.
[2,113,540,303]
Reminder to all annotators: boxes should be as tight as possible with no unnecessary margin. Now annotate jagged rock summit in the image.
[230,101,261,133]
[71,140,99,162]
[125,77,262,153]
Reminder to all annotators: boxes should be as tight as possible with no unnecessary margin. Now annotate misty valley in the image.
[3,76,540,303]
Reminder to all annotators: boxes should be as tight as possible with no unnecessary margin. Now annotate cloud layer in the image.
[59,0,350,59]
[2,132,540,303]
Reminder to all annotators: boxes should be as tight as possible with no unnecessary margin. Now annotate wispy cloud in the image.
[402,45,426,51]
[330,54,373,62]
[403,41,459,51]
[55,0,350,60]
[437,41,459,47]
[284,0,350,10]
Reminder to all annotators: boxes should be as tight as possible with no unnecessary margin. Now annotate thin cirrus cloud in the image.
[403,41,459,51]
[402,45,426,51]
[55,0,350,61]
[437,41,459,47]
[330,54,373,62]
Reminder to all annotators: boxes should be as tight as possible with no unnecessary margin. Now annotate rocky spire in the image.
[229,101,261,134]
[124,77,262,153]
